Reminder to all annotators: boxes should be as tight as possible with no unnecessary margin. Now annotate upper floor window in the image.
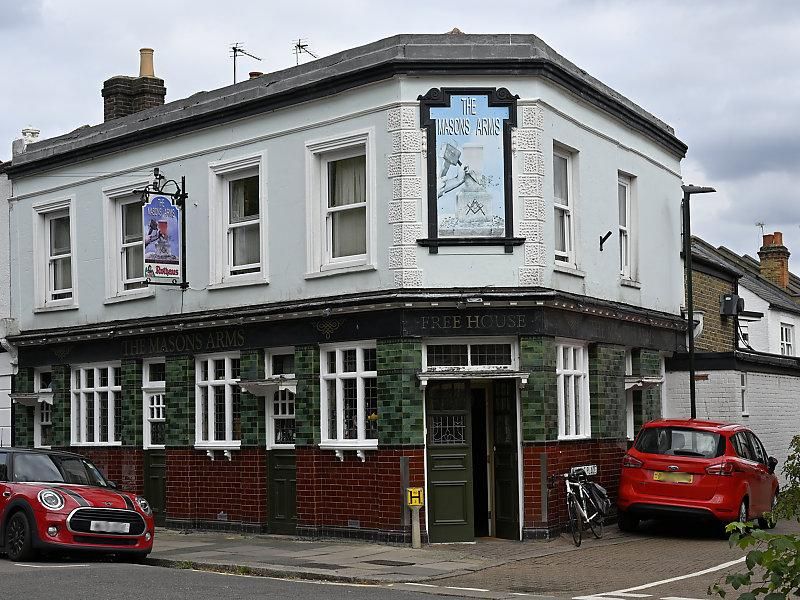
[738,323,750,347]
[306,130,375,276]
[618,175,632,278]
[553,148,575,265]
[195,354,242,448]
[71,364,122,446]
[781,323,794,356]
[740,372,748,416]
[143,359,166,449]
[33,199,76,310]
[320,343,378,447]
[556,342,590,439]
[209,154,267,288]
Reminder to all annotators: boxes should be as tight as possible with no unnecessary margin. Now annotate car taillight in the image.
[706,461,735,476]
[622,455,643,468]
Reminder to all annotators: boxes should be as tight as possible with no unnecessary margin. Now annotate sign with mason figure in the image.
[143,195,181,282]
[419,87,518,249]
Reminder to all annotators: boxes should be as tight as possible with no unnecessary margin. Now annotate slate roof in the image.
[7,33,686,177]
[692,237,800,316]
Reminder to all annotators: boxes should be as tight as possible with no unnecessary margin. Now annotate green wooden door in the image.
[143,450,167,527]
[492,379,520,540]
[268,450,297,535]
[426,381,473,543]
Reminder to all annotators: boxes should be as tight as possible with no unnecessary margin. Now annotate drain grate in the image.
[364,559,415,567]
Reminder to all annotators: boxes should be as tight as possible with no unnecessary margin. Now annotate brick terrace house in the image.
[3,33,686,542]
[666,235,800,479]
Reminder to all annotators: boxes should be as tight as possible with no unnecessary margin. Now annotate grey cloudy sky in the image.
[1,0,798,258]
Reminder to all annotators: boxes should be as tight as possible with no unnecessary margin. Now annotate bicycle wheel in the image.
[567,495,582,547]
[585,495,604,539]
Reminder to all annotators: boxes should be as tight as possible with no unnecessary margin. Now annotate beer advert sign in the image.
[143,195,181,282]
[420,88,517,243]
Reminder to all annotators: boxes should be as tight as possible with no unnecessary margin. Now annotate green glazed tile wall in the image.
[589,344,626,439]
[294,345,320,446]
[377,339,423,446]
[165,355,194,447]
[520,336,558,442]
[240,349,265,447]
[120,359,143,447]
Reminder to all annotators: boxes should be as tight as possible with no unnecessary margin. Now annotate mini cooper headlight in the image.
[135,496,152,515]
[38,489,65,511]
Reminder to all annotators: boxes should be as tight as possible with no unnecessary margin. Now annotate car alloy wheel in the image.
[5,513,34,562]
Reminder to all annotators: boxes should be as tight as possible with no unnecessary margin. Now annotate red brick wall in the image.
[165,448,267,527]
[69,448,144,495]
[296,447,425,531]
[523,439,628,530]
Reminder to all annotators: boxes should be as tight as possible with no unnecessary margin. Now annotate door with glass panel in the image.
[267,351,297,534]
[426,381,474,543]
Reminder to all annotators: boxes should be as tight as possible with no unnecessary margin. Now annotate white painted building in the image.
[0,168,13,447]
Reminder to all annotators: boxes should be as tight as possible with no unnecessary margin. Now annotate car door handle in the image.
[1,492,9,498]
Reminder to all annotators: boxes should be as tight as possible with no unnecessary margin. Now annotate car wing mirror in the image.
[768,456,778,474]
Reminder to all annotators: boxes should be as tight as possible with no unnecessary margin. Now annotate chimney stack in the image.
[101,48,166,122]
[249,71,263,79]
[758,231,791,289]
[11,127,41,157]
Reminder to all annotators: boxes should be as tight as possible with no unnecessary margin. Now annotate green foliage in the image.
[711,435,800,600]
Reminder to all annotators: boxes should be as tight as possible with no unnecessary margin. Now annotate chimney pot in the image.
[139,48,155,77]
[772,231,784,246]
[763,233,774,247]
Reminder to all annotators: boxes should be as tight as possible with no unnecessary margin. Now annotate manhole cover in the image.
[365,559,415,567]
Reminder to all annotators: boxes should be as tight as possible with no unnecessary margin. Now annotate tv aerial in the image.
[293,39,318,65]
[230,43,262,84]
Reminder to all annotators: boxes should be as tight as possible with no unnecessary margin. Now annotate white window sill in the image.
[267,444,296,450]
[104,288,156,305]
[34,303,79,314]
[305,264,376,279]
[144,445,166,451]
[620,278,641,289]
[194,441,242,451]
[34,445,52,450]
[208,275,269,290]
[553,264,586,278]
[319,440,379,451]
[557,435,592,442]
[70,441,123,447]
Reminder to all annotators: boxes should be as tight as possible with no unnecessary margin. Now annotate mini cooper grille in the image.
[68,509,146,536]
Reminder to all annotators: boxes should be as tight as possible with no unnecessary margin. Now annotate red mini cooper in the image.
[617,419,779,531]
[0,448,154,561]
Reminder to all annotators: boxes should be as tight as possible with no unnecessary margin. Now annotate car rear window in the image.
[635,427,724,458]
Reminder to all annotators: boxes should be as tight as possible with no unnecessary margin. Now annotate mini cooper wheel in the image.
[5,512,35,562]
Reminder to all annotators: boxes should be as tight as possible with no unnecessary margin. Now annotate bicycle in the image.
[563,468,607,547]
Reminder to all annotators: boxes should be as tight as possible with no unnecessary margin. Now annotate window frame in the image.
[780,323,794,356]
[740,371,748,417]
[553,147,575,266]
[618,174,632,279]
[555,341,591,440]
[208,153,268,289]
[265,347,297,450]
[194,352,243,450]
[70,363,122,447]
[305,129,376,277]
[142,358,166,450]
[319,341,378,449]
[33,368,53,449]
[421,338,519,372]
[33,198,78,311]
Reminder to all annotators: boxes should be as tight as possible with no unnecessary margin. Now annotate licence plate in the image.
[653,471,693,484]
[89,520,130,534]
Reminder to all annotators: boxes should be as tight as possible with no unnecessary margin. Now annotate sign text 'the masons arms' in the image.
[122,329,246,357]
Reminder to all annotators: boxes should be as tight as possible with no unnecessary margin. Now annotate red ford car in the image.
[0,448,154,562]
[618,419,779,531]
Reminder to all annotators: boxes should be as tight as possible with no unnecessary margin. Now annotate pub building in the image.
[4,33,686,542]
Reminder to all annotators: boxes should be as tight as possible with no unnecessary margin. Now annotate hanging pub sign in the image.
[143,195,181,283]
[419,87,519,253]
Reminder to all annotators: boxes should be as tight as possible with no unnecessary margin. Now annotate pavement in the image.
[148,527,627,583]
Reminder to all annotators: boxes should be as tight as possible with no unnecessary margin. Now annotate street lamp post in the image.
[681,184,716,419]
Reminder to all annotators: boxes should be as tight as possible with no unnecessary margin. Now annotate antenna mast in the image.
[293,38,318,66]
[230,43,262,84]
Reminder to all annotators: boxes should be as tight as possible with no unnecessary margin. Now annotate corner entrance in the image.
[425,379,519,542]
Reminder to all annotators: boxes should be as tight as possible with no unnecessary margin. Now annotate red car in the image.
[0,448,154,562]
[617,419,779,531]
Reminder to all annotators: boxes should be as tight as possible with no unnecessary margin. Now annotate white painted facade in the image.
[9,75,683,334]
[666,369,799,484]
[0,172,12,446]
[738,284,800,356]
